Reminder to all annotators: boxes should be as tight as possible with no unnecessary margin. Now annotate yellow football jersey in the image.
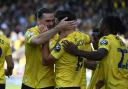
[51,31,91,88]
[87,44,105,89]
[80,61,87,89]
[23,26,55,88]
[98,34,128,89]
[0,34,12,84]
[87,61,105,89]
[49,34,59,51]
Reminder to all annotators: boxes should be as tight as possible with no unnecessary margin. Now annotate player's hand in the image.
[38,24,48,34]
[5,69,13,77]
[55,17,77,31]
[95,80,105,89]
[62,40,79,56]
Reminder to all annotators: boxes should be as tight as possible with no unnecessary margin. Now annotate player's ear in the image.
[55,18,59,25]
[37,19,44,26]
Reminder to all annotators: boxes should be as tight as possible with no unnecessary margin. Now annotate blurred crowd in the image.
[0,0,128,77]
[0,0,128,35]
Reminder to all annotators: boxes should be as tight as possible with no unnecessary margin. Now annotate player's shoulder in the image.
[99,36,111,46]
[66,31,91,44]
[100,35,109,40]
[0,34,8,40]
[26,26,38,33]
[0,34,10,45]
[100,35,114,41]
[74,31,91,42]
[25,26,39,37]
[74,31,89,36]
[69,31,89,38]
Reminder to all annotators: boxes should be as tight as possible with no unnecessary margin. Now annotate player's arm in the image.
[29,18,77,45]
[95,80,105,89]
[42,43,56,65]
[5,55,14,76]
[62,40,108,61]
[75,48,108,61]
[85,60,98,70]
[43,42,64,66]
[5,44,14,76]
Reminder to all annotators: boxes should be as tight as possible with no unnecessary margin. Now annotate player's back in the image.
[87,44,105,89]
[52,31,91,88]
[99,34,128,89]
[87,62,105,89]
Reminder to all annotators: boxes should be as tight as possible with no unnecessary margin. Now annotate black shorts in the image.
[21,83,54,89]
[0,84,5,89]
[42,86,54,89]
[56,87,80,89]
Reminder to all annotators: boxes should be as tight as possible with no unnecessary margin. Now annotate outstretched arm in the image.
[62,40,108,61]
[28,18,77,45]
[5,55,14,76]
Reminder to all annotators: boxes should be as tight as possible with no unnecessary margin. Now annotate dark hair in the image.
[92,28,100,36]
[102,16,127,35]
[55,10,76,21]
[93,28,103,38]
[35,8,53,19]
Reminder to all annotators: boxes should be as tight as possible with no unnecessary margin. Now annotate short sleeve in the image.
[51,42,65,60]
[25,30,37,44]
[98,37,110,51]
[49,34,59,51]
[6,46,12,56]
[6,40,12,56]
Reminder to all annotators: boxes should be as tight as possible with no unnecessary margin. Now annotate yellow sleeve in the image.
[51,42,65,60]
[6,46,12,56]
[98,37,110,51]
[25,30,37,44]
[6,40,12,56]
[49,34,59,51]
[49,40,57,51]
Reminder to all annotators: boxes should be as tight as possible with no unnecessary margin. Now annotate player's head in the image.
[100,16,127,36]
[55,10,76,31]
[55,10,76,22]
[92,28,102,49]
[36,8,55,29]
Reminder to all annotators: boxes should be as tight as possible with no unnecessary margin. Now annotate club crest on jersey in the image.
[54,43,61,52]
[100,40,108,45]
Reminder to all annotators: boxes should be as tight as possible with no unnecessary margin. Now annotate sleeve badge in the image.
[54,43,61,52]
[100,40,108,45]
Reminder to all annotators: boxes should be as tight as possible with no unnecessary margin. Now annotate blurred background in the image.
[0,0,128,89]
